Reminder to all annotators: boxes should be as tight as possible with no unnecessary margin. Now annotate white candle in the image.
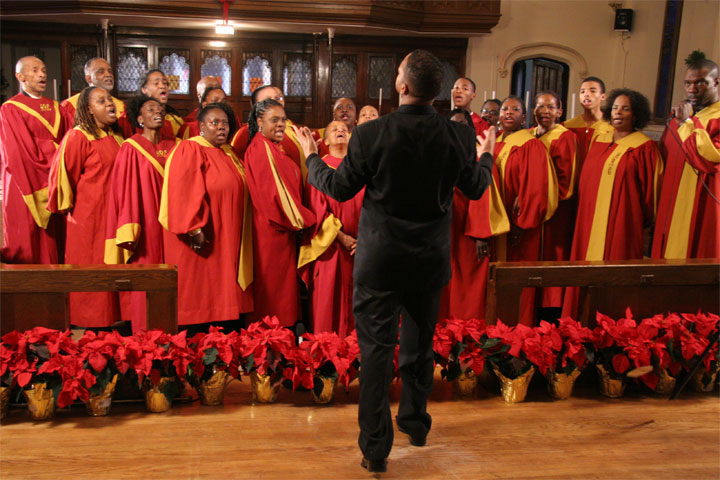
[67,80,71,98]
[491,90,496,99]
[484,90,487,102]
[571,93,576,118]
[525,90,530,114]
[379,88,382,111]
[53,79,58,101]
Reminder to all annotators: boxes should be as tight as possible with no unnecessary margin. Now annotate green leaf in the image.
[203,347,218,365]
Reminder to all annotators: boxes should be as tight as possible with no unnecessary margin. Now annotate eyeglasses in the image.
[481,109,499,115]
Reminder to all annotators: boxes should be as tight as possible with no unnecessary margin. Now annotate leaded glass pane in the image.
[242,55,272,96]
[283,54,312,97]
[368,56,392,99]
[158,51,190,95]
[201,53,232,95]
[70,45,98,93]
[438,59,459,101]
[117,47,148,93]
[331,56,357,98]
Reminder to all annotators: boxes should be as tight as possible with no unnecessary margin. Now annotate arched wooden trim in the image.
[498,43,588,81]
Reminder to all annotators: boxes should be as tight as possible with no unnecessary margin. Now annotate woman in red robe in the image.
[562,89,663,319]
[299,120,363,336]
[47,86,123,327]
[243,99,316,327]
[530,91,578,311]
[105,95,179,332]
[439,109,508,321]
[117,69,183,140]
[159,102,253,327]
[494,96,559,325]
[177,87,227,140]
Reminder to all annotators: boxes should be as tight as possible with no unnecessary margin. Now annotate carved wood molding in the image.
[0,0,501,35]
[497,42,588,80]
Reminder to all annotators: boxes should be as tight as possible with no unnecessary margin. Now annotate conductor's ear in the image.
[397,81,409,97]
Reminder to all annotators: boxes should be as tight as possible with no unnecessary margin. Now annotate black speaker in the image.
[614,8,634,31]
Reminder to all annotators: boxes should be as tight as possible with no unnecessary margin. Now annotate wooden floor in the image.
[1,370,718,480]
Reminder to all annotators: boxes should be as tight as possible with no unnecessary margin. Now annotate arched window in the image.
[511,57,569,125]
[242,54,272,96]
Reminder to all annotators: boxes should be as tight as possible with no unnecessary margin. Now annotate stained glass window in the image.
[369,56,393,99]
[70,45,98,93]
[438,59,459,101]
[283,54,312,97]
[158,50,190,95]
[201,50,232,95]
[242,54,272,96]
[117,47,148,93]
[331,55,357,98]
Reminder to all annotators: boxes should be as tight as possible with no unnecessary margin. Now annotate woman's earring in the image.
[200,130,205,137]
[258,126,263,133]
[139,122,144,127]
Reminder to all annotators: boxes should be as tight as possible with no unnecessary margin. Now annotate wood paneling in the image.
[0,370,717,479]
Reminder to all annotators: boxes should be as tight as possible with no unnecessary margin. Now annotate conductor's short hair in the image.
[405,49,444,102]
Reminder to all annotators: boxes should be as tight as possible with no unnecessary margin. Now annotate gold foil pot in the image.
[24,382,55,420]
[453,370,478,396]
[250,371,280,403]
[653,368,676,396]
[493,366,535,404]
[198,368,233,406]
[690,363,719,393]
[546,368,581,400]
[0,386,9,420]
[596,364,626,398]
[312,375,337,404]
[144,377,175,413]
[86,374,118,416]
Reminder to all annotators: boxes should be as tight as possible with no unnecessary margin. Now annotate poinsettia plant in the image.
[238,316,296,384]
[677,312,720,388]
[125,330,193,401]
[295,331,361,396]
[484,321,545,379]
[590,309,643,380]
[433,318,489,381]
[77,330,126,397]
[0,327,80,404]
[186,327,242,388]
[532,318,594,376]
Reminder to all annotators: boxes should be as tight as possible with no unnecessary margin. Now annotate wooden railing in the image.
[0,264,178,334]
[486,258,720,326]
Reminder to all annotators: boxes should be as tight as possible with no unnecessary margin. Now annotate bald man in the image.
[313,97,358,157]
[183,75,222,122]
[60,57,125,119]
[0,56,73,263]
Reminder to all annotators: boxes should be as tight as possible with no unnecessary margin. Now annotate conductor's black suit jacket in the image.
[306,104,494,293]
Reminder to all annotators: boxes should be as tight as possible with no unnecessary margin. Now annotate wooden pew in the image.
[0,264,178,334]
[486,258,720,326]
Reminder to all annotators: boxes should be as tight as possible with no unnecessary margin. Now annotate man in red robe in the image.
[562,76,613,170]
[299,121,364,336]
[183,76,222,123]
[312,97,358,158]
[652,58,719,259]
[60,57,125,120]
[452,77,489,135]
[0,56,72,263]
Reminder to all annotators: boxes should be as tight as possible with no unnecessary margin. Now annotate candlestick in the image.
[571,93,576,118]
[379,88,382,111]
[53,79,58,101]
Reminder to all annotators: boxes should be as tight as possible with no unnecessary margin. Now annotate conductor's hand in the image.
[475,238,490,260]
[477,126,497,156]
[292,125,318,158]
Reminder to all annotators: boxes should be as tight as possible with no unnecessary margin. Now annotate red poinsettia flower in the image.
[283,345,314,391]
[239,316,296,376]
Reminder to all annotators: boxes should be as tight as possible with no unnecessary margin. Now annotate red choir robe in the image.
[530,125,578,307]
[177,120,199,140]
[563,115,613,171]
[158,136,253,325]
[47,127,123,326]
[61,93,125,121]
[440,162,509,321]
[244,133,316,327]
[652,101,720,259]
[118,111,183,140]
[183,108,199,123]
[470,112,489,136]
[0,93,72,263]
[298,154,364,336]
[232,120,307,180]
[494,129,559,325]
[562,130,663,318]
[104,134,179,332]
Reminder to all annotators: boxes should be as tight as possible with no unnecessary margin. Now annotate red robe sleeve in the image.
[551,129,578,200]
[47,128,91,213]
[633,140,664,226]
[230,124,250,160]
[158,140,209,234]
[465,163,510,238]
[504,139,558,230]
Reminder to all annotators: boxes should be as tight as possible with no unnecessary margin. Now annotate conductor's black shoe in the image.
[361,457,387,473]
[397,424,427,447]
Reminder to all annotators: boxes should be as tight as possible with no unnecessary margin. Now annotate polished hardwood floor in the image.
[1,370,718,479]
